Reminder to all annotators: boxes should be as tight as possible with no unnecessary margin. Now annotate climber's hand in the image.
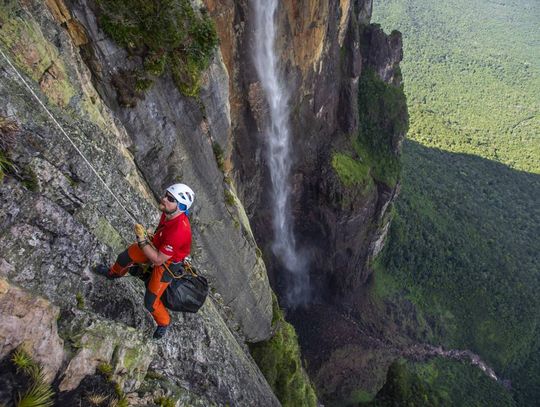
[146,229,154,240]
[134,223,146,240]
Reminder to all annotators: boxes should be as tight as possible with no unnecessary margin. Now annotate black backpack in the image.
[162,264,209,313]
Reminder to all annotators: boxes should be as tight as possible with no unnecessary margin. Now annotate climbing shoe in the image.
[94,265,113,280]
[153,325,169,340]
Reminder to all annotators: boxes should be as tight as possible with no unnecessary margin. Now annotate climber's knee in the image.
[144,290,157,313]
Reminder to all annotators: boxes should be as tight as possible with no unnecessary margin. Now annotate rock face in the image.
[0,278,64,382]
[0,0,278,405]
[206,0,406,303]
[57,317,156,392]
[69,0,273,344]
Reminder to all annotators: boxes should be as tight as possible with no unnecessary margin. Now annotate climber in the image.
[95,183,194,340]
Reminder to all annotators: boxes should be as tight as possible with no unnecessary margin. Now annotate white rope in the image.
[0,47,139,225]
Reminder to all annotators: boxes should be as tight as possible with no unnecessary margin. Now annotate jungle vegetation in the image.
[371,0,539,405]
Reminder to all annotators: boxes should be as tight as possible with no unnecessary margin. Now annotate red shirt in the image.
[152,212,191,262]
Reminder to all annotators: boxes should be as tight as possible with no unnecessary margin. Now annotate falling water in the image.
[253,0,310,306]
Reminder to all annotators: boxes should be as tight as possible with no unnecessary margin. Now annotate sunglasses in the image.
[164,193,177,203]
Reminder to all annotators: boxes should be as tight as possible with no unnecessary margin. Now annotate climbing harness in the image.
[145,238,198,279]
[0,47,139,228]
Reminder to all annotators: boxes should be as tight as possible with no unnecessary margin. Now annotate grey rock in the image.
[360,24,404,86]
[70,0,273,342]
[0,1,278,404]
[0,278,64,383]
[356,0,373,25]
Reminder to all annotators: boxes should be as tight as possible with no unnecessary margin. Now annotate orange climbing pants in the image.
[109,243,172,326]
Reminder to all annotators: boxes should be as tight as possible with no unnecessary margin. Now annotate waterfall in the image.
[252,0,311,306]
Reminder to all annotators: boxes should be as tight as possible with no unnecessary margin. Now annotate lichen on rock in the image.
[0,1,75,107]
[0,278,65,382]
[58,316,156,392]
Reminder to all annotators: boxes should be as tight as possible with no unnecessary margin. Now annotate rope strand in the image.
[0,47,139,226]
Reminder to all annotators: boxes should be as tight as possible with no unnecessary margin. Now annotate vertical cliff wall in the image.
[0,0,279,404]
[205,0,408,402]
[207,0,406,305]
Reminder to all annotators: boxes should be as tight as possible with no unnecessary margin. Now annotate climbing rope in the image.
[0,47,139,226]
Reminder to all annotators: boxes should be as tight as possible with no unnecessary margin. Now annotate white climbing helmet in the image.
[166,183,194,212]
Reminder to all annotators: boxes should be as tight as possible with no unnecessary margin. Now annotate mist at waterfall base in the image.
[252,0,312,308]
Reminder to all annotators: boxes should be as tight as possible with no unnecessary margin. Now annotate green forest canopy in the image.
[375,0,539,173]
[372,0,539,405]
